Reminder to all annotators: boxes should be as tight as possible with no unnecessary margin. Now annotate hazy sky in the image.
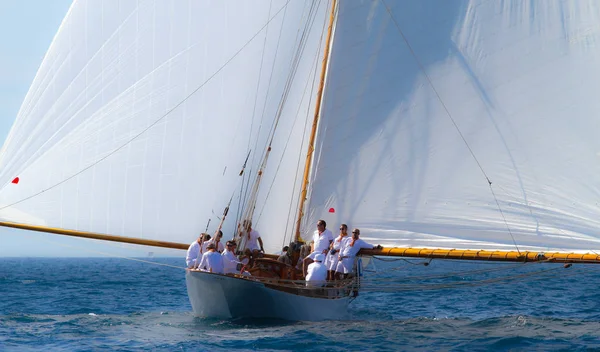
[0,1,177,257]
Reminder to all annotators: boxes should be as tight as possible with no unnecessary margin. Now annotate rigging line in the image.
[256,8,325,230]
[262,0,320,149]
[246,0,274,159]
[361,261,549,282]
[253,0,318,164]
[489,185,521,254]
[240,1,320,224]
[359,266,563,292]
[494,178,581,254]
[0,0,292,213]
[380,0,521,255]
[250,0,312,166]
[234,150,252,231]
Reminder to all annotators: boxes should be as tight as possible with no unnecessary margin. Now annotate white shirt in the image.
[245,229,261,250]
[201,239,224,253]
[305,261,327,286]
[222,249,239,274]
[332,234,348,250]
[186,241,200,267]
[312,228,333,253]
[198,250,224,274]
[339,238,373,257]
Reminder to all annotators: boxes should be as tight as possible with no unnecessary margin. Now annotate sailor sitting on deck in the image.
[295,241,313,271]
[197,243,224,274]
[185,235,204,269]
[305,253,327,287]
[277,246,292,266]
[303,219,333,276]
[222,240,240,274]
[335,228,381,280]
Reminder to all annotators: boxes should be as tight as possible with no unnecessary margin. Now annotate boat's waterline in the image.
[185,270,350,321]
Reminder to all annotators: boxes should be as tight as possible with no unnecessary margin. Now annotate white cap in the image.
[314,253,325,262]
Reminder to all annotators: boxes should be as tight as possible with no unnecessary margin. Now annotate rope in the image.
[238,0,322,227]
[380,0,521,254]
[255,11,326,229]
[358,266,564,292]
[363,260,551,282]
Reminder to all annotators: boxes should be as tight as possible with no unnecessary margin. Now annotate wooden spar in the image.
[359,247,600,264]
[294,0,337,242]
[0,221,190,250]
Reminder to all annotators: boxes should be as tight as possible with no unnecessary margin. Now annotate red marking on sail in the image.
[328,207,335,213]
[11,177,19,184]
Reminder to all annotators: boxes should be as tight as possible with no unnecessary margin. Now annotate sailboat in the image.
[3,0,600,320]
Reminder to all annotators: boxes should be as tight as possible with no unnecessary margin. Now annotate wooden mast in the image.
[293,0,337,243]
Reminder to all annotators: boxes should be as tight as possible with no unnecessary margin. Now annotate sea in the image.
[2,257,600,351]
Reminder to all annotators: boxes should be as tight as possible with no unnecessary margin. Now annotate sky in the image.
[0,0,179,257]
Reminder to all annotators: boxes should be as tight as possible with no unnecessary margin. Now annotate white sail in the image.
[0,0,330,252]
[304,0,600,252]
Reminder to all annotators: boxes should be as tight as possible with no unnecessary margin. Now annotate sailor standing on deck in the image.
[335,228,380,279]
[197,243,224,274]
[303,220,333,276]
[185,235,203,269]
[325,224,348,280]
[305,253,327,287]
[202,230,225,253]
[241,221,264,266]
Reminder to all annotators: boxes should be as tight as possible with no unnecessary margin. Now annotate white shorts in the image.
[324,251,339,271]
[335,257,354,274]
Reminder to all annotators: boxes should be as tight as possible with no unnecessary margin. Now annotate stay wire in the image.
[380,0,521,254]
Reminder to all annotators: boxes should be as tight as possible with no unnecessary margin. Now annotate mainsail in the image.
[0,0,331,253]
[303,0,600,254]
[3,0,600,260]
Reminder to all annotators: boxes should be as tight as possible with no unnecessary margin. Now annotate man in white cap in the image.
[305,253,327,287]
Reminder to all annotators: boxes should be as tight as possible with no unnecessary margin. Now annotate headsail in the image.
[0,0,330,253]
[304,0,600,253]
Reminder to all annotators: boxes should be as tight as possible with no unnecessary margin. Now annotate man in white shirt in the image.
[326,224,348,280]
[305,253,327,287]
[241,220,264,266]
[202,231,225,253]
[185,235,203,269]
[222,240,240,274]
[335,228,380,279]
[197,243,224,274]
[303,219,333,276]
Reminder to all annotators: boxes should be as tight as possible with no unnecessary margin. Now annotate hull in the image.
[185,270,350,321]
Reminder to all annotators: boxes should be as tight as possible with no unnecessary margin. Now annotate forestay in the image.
[0,0,330,252]
[304,0,600,253]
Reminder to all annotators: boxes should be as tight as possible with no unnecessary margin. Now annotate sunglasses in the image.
[352,231,359,234]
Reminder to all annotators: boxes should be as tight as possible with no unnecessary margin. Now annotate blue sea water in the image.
[1,257,600,351]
